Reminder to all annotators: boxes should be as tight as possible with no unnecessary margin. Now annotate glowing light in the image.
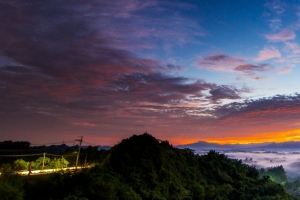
[175,128,300,145]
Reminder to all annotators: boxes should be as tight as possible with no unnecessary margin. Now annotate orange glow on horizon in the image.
[79,128,300,146]
[172,128,300,145]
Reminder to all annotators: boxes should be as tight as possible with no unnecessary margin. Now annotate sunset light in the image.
[1,0,300,146]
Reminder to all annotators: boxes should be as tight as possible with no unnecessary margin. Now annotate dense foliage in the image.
[260,166,288,184]
[259,166,300,197]
[0,133,297,200]
[13,157,69,171]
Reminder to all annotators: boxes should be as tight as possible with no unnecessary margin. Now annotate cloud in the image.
[269,18,282,31]
[224,151,300,177]
[1,65,34,74]
[265,29,296,42]
[265,1,285,31]
[196,54,274,79]
[284,41,300,54]
[276,67,293,74]
[265,1,285,15]
[72,122,98,127]
[212,94,300,132]
[208,85,242,103]
[0,0,212,143]
[205,54,230,61]
[1,0,300,145]
[235,64,270,72]
[97,0,206,50]
[234,64,272,79]
[195,54,245,72]
[105,72,216,104]
[255,46,281,61]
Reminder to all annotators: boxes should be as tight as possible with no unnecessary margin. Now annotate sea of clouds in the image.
[194,149,300,177]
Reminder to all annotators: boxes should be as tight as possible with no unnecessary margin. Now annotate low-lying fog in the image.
[194,149,300,177]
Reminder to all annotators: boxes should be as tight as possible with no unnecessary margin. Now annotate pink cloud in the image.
[194,54,245,72]
[234,64,270,72]
[284,42,300,54]
[276,67,293,74]
[72,122,98,127]
[255,46,281,61]
[265,29,296,42]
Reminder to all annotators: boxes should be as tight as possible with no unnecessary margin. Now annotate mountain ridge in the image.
[177,140,300,150]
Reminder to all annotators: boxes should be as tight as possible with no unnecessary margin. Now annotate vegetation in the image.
[284,179,300,197]
[260,166,288,184]
[259,166,300,198]
[0,133,298,200]
[7,157,69,172]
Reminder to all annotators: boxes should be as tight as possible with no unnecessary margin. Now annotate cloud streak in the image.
[255,46,281,61]
[265,1,285,31]
[194,54,245,72]
[265,29,296,42]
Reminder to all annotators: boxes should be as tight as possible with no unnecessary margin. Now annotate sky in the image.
[1,0,300,146]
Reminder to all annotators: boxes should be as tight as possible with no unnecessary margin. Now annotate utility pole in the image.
[75,136,83,170]
[84,153,87,167]
[42,152,46,171]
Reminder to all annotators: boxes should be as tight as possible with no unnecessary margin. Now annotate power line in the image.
[0,153,86,157]
[0,153,43,157]
[82,141,99,146]
[0,146,76,152]
[0,141,74,146]
[0,149,32,152]
[47,153,86,157]
[30,140,75,146]
[1,140,101,147]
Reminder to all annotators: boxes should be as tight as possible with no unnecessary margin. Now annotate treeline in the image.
[0,133,298,200]
[259,165,300,197]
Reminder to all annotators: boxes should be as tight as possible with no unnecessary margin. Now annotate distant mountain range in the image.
[176,141,300,151]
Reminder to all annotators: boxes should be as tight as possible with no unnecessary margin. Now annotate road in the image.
[0,166,89,176]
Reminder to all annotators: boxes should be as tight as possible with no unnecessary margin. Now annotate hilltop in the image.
[0,133,297,200]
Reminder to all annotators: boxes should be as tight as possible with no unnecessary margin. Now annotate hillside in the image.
[0,133,297,200]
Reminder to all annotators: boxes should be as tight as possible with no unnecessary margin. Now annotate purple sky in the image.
[1,0,300,145]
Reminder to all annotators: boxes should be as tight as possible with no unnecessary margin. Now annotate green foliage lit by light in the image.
[269,175,275,182]
[259,165,287,184]
[10,156,69,171]
[13,159,29,171]
[33,157,51,170]
[48,157,69,169]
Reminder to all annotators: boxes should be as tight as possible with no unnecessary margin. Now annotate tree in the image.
[49,157,69,169]
[14,159,28,171]
[33,157,51,170]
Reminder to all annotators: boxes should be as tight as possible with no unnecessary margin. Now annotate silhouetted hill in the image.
[0,133,297,200]
[177,141,223,149]
[264,141,300,149]
[103,134,295,199]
